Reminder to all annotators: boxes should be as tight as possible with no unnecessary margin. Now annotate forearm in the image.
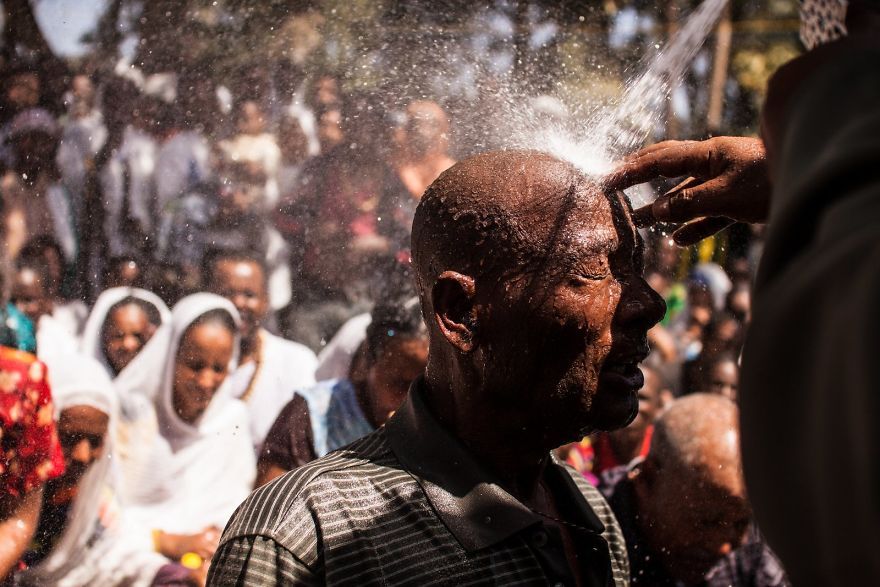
[0,487,43,579]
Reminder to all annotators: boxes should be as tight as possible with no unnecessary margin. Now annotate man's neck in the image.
[423,372,549,502]
[239,330,261,364]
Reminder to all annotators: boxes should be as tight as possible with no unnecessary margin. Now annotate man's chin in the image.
[589,386,639,432]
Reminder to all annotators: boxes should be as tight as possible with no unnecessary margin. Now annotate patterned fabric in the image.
[209,381,629,586]
[0,347,64,497]
[298,378,374,458]
[799,0,848,50]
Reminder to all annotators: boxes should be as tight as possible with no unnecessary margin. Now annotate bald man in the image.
[209,151,665,585]
[598,394,789,586]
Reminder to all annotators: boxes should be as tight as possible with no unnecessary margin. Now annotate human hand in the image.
[604,137,771,245]
[156,527,221,560]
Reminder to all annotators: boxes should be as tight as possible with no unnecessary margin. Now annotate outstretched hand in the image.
[604,137,771,245]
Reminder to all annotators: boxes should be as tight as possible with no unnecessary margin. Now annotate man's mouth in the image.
[599,346,649,392]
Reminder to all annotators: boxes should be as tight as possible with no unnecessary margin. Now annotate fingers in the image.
[651,176,731,223]
[604,141,712,191]
[672,217,734,246]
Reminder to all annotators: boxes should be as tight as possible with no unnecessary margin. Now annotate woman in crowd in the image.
[125,293,255,561]
[79,288,172,508]
[80,287,171,379]
[17,355,170,586]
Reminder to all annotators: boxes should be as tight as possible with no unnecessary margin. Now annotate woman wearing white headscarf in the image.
[16,355,168,587]
[80,287,172,379]
[126,293,256,541]
[78,288,175,510]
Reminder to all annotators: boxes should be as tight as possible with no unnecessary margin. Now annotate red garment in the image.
[592,425,654,476]
[0,347,65,497]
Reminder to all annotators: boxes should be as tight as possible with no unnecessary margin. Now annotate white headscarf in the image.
[149,293,242,451]
[125,293,256,533]
[80,287,172,379]
[19,355,167,587]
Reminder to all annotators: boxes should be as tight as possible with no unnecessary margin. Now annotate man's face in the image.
[58,405,108,485]
[12,268,52,324]
[482,190,665,446]
[608,366,662,446]
[208,259,268,342]
[637,462,751,584]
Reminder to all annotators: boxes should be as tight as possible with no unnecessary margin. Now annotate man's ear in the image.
[432,271,477,353]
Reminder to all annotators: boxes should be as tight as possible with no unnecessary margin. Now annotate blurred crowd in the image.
[0,57,785,586]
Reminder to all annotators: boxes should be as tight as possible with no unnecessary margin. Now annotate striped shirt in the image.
[208,382,630,586]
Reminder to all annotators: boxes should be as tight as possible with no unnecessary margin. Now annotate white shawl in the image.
[226,329,318,452]
[18,355,167,587]
[128,293,256,533]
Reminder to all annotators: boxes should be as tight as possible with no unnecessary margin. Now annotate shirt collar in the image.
[385,377,605,552]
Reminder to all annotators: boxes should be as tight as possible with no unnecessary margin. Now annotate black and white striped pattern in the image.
[208,430,629,586]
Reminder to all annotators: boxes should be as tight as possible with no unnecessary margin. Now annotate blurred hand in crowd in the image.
[605,137,771,245]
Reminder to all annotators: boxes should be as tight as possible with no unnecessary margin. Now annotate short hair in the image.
[365,264,426,362]
[201,248,268,289]
[649,393,739,475]
[15,255,53,293]
[19,236,64,264]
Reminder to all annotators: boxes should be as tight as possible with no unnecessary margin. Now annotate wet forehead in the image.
[562,190,630,257]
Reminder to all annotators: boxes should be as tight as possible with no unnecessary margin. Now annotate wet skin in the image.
[172,322,235,424]
[470,185,666,446]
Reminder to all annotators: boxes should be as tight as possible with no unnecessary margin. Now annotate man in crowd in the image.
[209,150,665,585]
[203,248,317,453]
[599,394,788,586]
[381,100,456,247]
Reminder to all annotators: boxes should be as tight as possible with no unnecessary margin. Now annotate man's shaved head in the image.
[413,150,606,301]
[412,150,665,449]
[636,393,750,583]
[650,392,741,481]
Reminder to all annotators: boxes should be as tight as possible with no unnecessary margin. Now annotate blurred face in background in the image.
[208,259,268,344]
[102,303,159,375]
[317,108,343,152]
[12,267,52,324]
[58,405,109,486]
[6,72,40,111]
[236,100,267,135]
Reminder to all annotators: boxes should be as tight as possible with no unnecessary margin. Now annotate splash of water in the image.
[506,0,729,201]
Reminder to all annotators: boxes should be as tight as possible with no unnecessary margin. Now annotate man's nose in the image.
[618,277,666,329]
